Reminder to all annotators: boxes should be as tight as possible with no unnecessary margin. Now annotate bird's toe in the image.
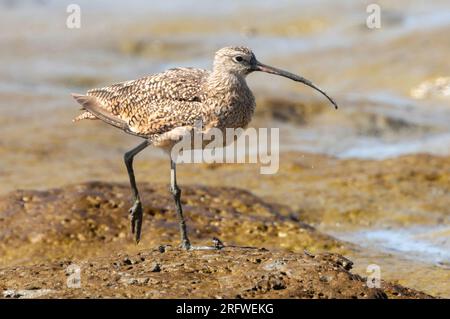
[128,200,143,243]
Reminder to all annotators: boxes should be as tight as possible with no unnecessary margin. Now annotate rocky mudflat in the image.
[0,182,345,267]
[0,182,433,298]
[0,247,431,299]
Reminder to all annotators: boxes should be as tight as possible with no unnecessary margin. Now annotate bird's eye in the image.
[234,56,244,63]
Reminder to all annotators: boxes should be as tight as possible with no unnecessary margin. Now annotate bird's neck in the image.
[206,70,249,96]
[204,70,256,129]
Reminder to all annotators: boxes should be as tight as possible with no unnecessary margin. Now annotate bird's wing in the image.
[73,68,209,136]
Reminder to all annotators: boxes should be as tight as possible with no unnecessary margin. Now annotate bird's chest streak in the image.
[212,101,255,130]
[204,73,255,130]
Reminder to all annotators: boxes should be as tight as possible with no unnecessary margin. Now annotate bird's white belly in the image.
[153,122,247,155]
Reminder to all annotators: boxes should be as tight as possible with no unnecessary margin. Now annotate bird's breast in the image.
[207,88,256,131]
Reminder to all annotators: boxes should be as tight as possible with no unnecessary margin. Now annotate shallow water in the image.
[1,0,450,296]
[1,0,449,159]
[335,226,450,266]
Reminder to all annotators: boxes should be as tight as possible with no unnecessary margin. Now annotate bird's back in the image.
[73,67,210,136]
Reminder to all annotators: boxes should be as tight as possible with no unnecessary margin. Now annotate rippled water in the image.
[336,226,450,266]
[1,0,449,159]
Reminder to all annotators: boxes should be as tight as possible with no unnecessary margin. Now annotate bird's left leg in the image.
[124,139,150,243]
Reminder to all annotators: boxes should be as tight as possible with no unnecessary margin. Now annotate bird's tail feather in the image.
[71,93,128,129]
[71,93,148,138]
[73,111,97,122]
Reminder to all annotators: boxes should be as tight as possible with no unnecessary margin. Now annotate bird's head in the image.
[213,46,257,76]
[213,46,338,109]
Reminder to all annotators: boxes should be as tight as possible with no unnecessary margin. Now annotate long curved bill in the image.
[254,61,338,109]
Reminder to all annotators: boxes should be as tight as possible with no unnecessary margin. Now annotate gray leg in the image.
[170,159,191,250]
[124,140,150,243]
[169,159,224,251]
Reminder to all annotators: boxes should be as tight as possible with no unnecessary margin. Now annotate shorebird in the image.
[72,46,338,250]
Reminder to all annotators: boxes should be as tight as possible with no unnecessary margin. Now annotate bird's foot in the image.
[212,237,225,249]
[129,200,143,243]
[181,237,225,251]
[180,239,191,251]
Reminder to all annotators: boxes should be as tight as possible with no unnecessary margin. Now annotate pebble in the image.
[150,263,161,272]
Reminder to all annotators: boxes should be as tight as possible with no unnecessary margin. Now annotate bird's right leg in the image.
[124,139,150,243]
[170,159,225,251]
[170,159,192,250]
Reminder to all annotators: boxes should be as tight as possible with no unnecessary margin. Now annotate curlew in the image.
[72,46,338,250]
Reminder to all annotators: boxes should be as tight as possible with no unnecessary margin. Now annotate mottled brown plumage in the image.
[72,46,338,249]
[73,47,259,149]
